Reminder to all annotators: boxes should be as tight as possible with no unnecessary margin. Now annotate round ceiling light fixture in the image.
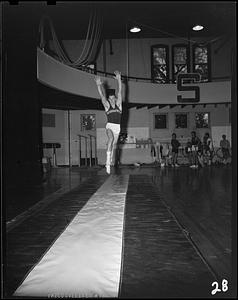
[130,26,141,33]
[192,24,204,31]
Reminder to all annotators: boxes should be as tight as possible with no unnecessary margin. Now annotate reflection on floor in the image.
[5,168,99,222]
[4,165,234,298]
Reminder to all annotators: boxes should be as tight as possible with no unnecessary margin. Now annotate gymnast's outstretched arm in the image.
[114,71,122,110]
[95,76,109,111]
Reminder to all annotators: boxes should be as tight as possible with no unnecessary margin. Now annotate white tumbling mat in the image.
[14,175,129,298]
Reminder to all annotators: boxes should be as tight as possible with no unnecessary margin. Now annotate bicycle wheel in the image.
[211,149,222,164]
[216,148,224,159]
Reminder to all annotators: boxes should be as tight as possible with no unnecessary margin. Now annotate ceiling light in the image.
[192,24,204,31]
[130,26,141,33]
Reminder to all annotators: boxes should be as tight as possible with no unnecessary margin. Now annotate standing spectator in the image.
[148,138,157,163]
[160,143,170,167]
[220,134,231,164]
[197,139,204,167]
[186,138,193,166]
[155,141,161,163]
[203,132,213,165]
[171,133,180,167]
[190,131,201,168]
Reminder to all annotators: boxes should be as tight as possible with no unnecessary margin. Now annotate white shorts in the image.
[106,122,121,135]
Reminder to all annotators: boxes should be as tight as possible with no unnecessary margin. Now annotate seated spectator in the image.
[220,134,231,164]
[171,133,180,167]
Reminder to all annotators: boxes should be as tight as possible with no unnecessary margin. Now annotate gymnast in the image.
[95,71,122,174]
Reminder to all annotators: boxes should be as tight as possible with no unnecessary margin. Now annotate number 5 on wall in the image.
[177,73,201,103]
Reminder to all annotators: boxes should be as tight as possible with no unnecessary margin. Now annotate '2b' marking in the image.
[211,279,228,295]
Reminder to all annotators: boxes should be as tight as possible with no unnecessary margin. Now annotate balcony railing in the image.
[75,65,231,84]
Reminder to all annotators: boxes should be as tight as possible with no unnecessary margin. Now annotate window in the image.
[150,43,211,83]
[154,114,168,129]
[193,45,210,82]
[175,113,188,128]
[42,113,55,127]
[151,45,169,83]
[195,112,210,128]
[172,44,189,83]
[81,114,96,131]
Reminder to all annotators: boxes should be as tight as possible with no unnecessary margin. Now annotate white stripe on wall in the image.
[14,175,129,298]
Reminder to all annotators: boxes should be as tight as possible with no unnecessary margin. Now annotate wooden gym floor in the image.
[3,165,235,298]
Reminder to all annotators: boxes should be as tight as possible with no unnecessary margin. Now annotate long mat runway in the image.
[14,175,129,298]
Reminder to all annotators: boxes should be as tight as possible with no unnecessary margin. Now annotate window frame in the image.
[151,44,170,83]
[42,113,56,128]
[153,113,168,129]
[80,114,96,131]
[172,44,190,83]
[195,112,210,129]
[192,44,211,82]
[175,112,188,129]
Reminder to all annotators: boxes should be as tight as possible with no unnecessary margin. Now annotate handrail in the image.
[70,61,231,83]
[78,134,88,167]
[78,134,97,167]
[87,134,97,167]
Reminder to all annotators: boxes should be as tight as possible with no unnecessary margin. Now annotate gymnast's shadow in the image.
[114,77,129,173]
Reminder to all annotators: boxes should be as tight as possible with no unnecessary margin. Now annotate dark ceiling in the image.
[3,1,236,111]
[3,1,236,40]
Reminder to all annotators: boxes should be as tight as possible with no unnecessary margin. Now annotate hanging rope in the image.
[70,11,94,65]
[39,9,103,67]
[139,38,147,77]
[71,10,98,66]
[77,11,103,66]
[126,22,129,78]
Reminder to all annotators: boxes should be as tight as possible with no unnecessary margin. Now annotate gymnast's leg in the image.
[106,128,114,174]
[110,132,119,166]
